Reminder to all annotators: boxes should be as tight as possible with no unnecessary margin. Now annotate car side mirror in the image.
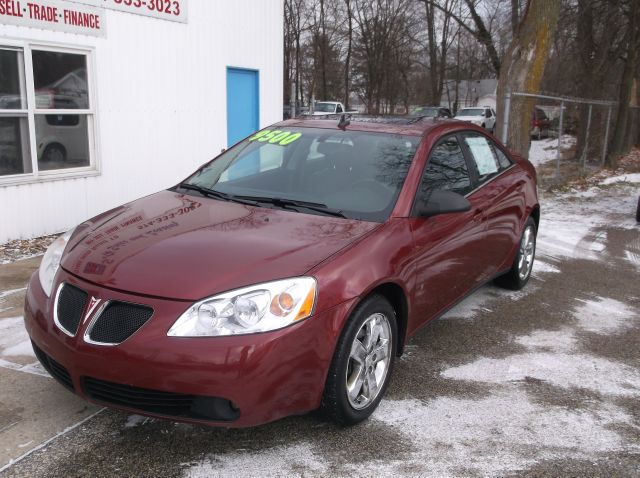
[415,190,471,218]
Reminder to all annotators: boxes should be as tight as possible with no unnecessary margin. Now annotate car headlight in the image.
[39,228,75,297]
[168,277,317,337]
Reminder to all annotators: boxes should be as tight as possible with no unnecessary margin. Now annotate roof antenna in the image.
[338,114,351,131]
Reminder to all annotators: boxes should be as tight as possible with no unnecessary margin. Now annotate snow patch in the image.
[536,188,638,262]
[0,287,27,300]
[442,352,640,397]
[124,415,152,428]
[573,297,637,334]
[528,135,577,168]
[0,317,34,358]
[532,260,560,275]
[515,328,577,351]
[600,173,640,185]
[370,392,632,477]
[184,443,329,478]
[441,287,496,319]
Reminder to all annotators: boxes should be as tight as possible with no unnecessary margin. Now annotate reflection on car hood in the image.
[61,190,378,300]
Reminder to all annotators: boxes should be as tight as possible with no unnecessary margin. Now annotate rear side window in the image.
[462,133,511,184]
[494,146,512,170]
[420,135,472,196]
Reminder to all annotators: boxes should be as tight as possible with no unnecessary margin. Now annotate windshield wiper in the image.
[175,183,260,207]
[234,195,348,218]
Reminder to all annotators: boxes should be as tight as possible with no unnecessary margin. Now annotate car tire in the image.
[495,216,537,291]
[321,294,397,426]
[636,196,640,223]
[42,143,66,163]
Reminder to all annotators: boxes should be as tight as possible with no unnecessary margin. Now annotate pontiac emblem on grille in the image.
[84,296,103,323]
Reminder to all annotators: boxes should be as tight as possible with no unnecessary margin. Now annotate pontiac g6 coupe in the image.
[25,116,539,427]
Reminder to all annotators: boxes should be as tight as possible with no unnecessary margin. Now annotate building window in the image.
[0,44,97,184]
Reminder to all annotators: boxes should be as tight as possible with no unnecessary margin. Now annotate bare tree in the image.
[609,0,640,165]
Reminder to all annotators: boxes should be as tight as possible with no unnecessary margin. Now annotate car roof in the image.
[275,116,462,137]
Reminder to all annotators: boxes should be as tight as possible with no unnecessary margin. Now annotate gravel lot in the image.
[0,178,639,478]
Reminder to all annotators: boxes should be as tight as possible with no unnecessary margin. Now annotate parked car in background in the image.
[26,116,539,428]
[531,107,551,140]
[454,106,497,134]
[410,106,452,118]
[311,101,357,116]
[35,114,90,170]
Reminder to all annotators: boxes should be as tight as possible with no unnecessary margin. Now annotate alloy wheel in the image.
[518,225,536,280]
[345,312,392,410]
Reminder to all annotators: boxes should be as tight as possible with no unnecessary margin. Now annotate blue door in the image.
[226,68,259,147]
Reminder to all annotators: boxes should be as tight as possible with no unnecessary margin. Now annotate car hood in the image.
[61,190,379,300]
[455,115,482,120]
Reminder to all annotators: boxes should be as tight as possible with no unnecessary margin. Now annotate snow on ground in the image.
[600,172,640,185]
[373,294,640,476]
[371,392,631,477]
[0,316,34,358]
[573,297,637,334]
[185,443,329,478]
[528,135,577,167]
[537,184,639,262]
[442,351,639,397]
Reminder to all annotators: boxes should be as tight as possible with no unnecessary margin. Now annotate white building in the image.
[0,0,283,243]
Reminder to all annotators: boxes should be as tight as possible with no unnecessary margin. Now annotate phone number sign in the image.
[69,0,187,23]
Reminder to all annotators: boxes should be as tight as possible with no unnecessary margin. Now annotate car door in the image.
[409,134,489,320]
[459,131,524,277]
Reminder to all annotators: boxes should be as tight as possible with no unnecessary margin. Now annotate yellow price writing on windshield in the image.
[248,130,302,146]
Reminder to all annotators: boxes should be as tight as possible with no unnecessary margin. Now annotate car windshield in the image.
[314,102,337,112]
[181,127,420,222]
[411,107,438,117]
[457,109,484,116]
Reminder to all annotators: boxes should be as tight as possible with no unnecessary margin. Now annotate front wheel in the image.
[495,216,537,290]
[321,295,397,425]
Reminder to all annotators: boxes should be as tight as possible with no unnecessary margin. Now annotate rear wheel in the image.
[42,143,66,163]
[321,295,397,425]
[495,216,537,290]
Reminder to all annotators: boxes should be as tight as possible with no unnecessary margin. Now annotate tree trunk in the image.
[344,0,353,110]
[510,0,520,35]
[496,0,561,158]
[608,0,640,167]
[423,0,439,104]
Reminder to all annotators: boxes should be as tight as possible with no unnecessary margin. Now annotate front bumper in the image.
[25,270,355,427]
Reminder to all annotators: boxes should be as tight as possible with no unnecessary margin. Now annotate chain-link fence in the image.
[501,92,617,184]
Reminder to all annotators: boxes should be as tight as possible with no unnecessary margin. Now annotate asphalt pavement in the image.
[0,183,638,477]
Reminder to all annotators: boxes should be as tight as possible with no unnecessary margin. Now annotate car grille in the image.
[55,283,88,336]
[82,377,240,422]
[87,302,154,345]
[32,341,74,392]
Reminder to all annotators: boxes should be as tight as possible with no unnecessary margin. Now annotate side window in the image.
[336,104,343,113]
[462,133,507,183]
[493,145,512,170]
[485,109,492,118]
[420,135,472,196]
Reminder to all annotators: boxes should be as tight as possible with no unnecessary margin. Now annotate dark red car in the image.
[531,107,551,139]
[25,117,539,427]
